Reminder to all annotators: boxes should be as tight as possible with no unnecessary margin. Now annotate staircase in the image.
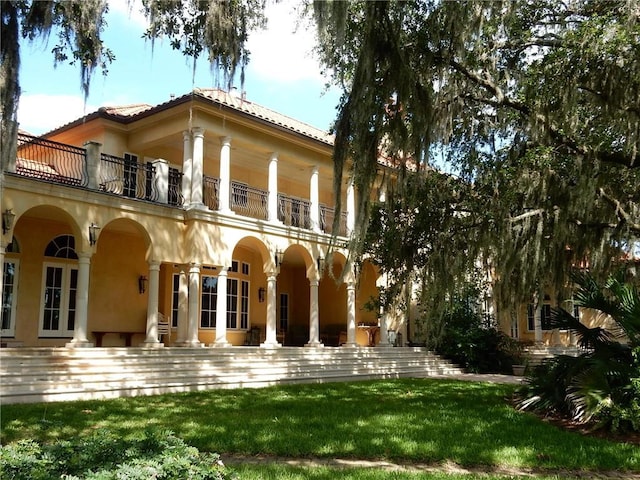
[0,346,463,404]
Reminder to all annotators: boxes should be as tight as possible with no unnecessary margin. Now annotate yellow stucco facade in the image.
[1,89,392,349]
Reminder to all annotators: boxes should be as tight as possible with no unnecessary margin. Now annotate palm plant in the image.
[518,270,640,433]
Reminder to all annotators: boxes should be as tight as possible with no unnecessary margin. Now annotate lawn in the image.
[2,378,638,478]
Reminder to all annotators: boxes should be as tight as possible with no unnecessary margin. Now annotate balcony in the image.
[9,133,348,236]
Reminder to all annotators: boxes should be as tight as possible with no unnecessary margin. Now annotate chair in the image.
[244,326,261,346]
[157,312,171,343]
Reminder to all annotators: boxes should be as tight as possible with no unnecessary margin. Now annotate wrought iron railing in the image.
[320,205,348,236]
[10,135,349,237]
[15,133,88,187]
[231,181,268,220]
[204,176,220,210]
[99,153,158,202]
[278,194,311,229]
[168,168,184,207]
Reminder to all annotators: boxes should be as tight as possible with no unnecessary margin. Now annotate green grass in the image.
[229,464,568,479]
[2,378,638,474]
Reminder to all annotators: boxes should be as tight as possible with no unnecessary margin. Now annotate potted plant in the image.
[501,335,527,376]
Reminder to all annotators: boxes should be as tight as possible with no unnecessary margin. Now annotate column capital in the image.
[183,130,191,140]
[220,136,232,146]
[192,127,205,137]
[269,152,278,162]
[148,260,161,271]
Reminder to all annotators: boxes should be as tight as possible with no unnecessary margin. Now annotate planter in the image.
[512,364,526,376]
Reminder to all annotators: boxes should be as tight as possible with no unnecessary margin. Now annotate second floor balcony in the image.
[9,133,349,237]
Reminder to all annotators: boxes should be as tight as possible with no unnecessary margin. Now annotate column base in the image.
[185,202,208,211]
[141,341,165,348]
[210,340,232,348]
[173,341,204,348]
[260,341,282,349]
[304,341,324,348]
[341,342,358,348]
[65,340,94,348]
[376,342,394,348]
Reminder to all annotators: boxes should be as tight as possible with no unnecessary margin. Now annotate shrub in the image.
[518,272,640,434]
[0,429,234,480]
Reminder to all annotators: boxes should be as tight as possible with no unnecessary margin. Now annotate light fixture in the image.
[138,275,148,294]
[274,248,284,267]
[88,223,100,246]
[2,209,15,234]
[258,287,266,303]
[316,255,325,272]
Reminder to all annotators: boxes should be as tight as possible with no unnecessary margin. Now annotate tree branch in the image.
[597,188,640,234]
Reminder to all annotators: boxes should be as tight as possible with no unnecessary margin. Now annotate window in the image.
[279,293,289,332]
[527,302,553,331]
[200,275,218,328]
[510,315,519,339]
[227,278,238,328]
[1,260,19,336]
[40,235,78,337]
[240,280,249,329]
[123,153,138,198]
[171,273,180,328]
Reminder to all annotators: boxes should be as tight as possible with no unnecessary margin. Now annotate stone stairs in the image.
[0,346,463,404]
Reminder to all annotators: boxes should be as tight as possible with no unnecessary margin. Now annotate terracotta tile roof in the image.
[192,88,334,144]
[98,103,154,117]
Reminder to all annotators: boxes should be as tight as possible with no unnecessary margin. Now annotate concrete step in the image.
[0,347,463,404]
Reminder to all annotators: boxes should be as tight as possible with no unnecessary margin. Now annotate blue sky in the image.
[17,0,342,135]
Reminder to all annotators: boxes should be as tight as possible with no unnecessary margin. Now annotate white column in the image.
[268,152,279,223]
[309,166,321,232]
[83,141,102,190]
[153,159,169,204]
[534,290,543,344]
[213,268,230,347]
[176,267,189,344]
[189,127,205,209]
[261,274,281,347]
[346,177,355,235]
[305,278,322,347]
[67,253,93,347]
[219,136,232,213]
[187,263,202,347]
[377,307,391,347]
[143,261,162,346]
[181,130,192,206]
[345,282,357,347]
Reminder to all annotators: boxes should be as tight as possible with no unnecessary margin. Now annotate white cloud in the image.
[245,1,327,84]
[17,94,98,135]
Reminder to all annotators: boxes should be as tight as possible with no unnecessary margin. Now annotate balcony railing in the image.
[99,153,158,202]
[15,133,88,187]
[231,181,268,220]
[204,176,220,210]
[10,134,349,237]
[278,194,311,229]
[320,205,348,237]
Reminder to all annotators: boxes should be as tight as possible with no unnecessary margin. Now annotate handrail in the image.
[320,205,348,236]
[204,176,220,210]
[278,194,311,229]
[99,153,158,202]
[231,181,268,220]
[15,133,88,187]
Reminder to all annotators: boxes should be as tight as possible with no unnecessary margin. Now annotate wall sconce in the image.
[258,287,266,303]
[88,223,100,246]
[138,275,148,294]
[2,209,15,234]
[274,248,284,267]
[316,255,325,272]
